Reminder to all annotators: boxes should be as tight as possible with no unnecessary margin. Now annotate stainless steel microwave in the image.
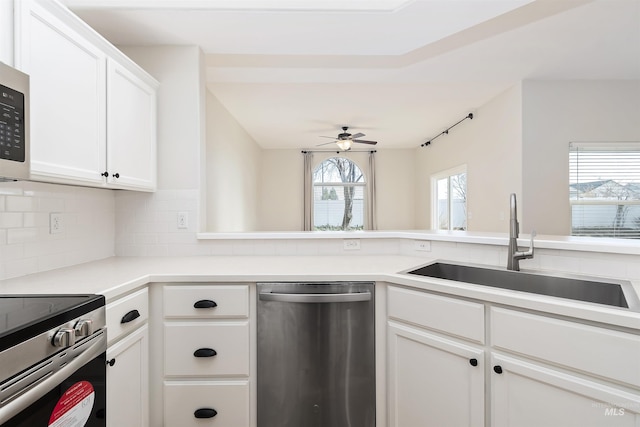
[0,61,29,181]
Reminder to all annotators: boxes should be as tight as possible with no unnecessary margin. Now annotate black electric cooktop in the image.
[0,294,105,351]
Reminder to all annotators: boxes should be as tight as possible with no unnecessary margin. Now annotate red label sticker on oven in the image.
[48,380,95,427]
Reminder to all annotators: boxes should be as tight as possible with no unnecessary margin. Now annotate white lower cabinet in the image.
[105,287,150,427]
[387,322,484,427]
[106,324,149,427]
[491,353,640,427]
[387,285,640,427]
[164,381,250,427]
[160,283,252,427]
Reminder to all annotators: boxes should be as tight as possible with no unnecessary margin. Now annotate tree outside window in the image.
[432,167,467,231]
[313,157,365,231]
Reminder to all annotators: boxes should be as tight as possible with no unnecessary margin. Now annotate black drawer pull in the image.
[194,299,217,309]
[469,358,478,367]
[121,309,140,324]
[493,365,503,374]
[194,408,217,419]
[107,358,116,367]
[193,348,217,358]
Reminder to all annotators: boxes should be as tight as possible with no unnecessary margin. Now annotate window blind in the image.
[569,142,640,239]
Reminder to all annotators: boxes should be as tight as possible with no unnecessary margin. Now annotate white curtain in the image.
[367,151,377,230]
[303,152,314,231]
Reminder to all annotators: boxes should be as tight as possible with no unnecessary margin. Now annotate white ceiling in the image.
[65,0,640,150]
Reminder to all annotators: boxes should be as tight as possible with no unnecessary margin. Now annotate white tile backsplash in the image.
[0,181,115,281]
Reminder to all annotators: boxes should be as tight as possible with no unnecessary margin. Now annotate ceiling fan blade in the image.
[352,139,378,145]
[350,132,365,139]
[316,141,337,146]
[319,136,337,139]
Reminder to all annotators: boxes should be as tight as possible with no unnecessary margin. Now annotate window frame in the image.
[431,165,467,231]
[312,156,367,231]
[569,141,640,239]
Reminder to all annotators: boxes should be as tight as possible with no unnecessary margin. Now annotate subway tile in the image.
[7,228,40,244]
[0,212,23,228]
[5,196,36,212]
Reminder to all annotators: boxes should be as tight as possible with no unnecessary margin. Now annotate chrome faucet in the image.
[507,193,535,271]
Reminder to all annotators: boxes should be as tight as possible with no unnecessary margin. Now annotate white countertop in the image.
[198,230,640,256]
[1,255,639,330]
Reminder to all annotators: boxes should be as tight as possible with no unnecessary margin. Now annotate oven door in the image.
[1,333,106,427]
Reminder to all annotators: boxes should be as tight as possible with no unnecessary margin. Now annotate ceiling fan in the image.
[317,126,378,151]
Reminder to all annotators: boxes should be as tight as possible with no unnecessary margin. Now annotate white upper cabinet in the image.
[14,0,157,191]
[106,59,156,190]
[15,0,107,185]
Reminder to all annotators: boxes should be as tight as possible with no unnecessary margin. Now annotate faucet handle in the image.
[524,230,536,257]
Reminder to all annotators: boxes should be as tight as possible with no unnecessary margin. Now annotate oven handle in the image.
[259,291,371,303]
[0,331,107,425]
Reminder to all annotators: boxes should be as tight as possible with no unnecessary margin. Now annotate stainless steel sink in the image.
[405,261,640,311]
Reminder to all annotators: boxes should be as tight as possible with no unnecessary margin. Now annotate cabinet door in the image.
[387,321,484,427]
[106,59,156,191]
[491,353,640,427]
[15,0,107,185]
[107,325,149,427]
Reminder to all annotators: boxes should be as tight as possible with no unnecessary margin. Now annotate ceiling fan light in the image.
[336,139,352,151]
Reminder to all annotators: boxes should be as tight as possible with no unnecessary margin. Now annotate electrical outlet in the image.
[414,240,431,252]
[177,212,188,229]
[50,213,64,234]
[343,239,361,250]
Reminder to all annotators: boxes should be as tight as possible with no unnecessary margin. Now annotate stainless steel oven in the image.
[0,294,106,427]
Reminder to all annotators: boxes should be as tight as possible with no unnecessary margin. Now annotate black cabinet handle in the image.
[112,173,120,178]
[493,365,503,374]
[194,408,217,419]
[121,309,140,324]
[194,299,217,309]
[101,171,109,177]
[193,348,217,358]
[107,358,116,367]
[469,358,478,367]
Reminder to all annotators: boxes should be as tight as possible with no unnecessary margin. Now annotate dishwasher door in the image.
[257,282,375,427]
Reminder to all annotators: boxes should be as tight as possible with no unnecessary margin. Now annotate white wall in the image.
[257,149,416,231]
[415,84,523,232]
[259,149,302,231]
[521,80,640,235]
[206,90,262,232]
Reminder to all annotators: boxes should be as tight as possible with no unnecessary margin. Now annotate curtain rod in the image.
[420,113,474,147]
[301,150,377,154]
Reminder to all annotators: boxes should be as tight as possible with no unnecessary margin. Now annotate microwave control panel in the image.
[0,84,25,162]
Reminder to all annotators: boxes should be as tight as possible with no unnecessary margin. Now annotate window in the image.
[432,166,467,231]
[313,157,365,231]
[569,142,640,239]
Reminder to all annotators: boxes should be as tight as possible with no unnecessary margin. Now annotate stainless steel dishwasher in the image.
[257,282,375,427]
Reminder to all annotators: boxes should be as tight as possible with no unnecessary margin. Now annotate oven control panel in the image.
[0,83,26,163]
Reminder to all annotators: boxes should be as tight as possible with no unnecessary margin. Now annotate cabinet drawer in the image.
[164,381,249,427]
[106,287,148,344]
[491,307,640,387]
[164,322,249,377]
[388,286,485,343]
[164,285,249,318]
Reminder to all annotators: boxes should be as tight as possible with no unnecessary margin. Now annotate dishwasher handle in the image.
[259,291,371,303]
